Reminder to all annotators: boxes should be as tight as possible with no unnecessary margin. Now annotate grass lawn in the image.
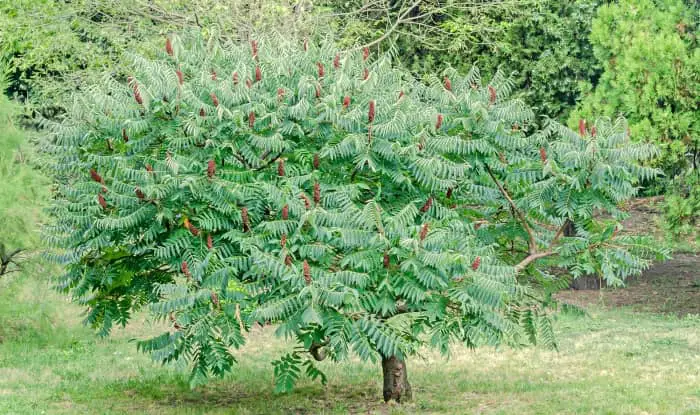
[1,271,699,415]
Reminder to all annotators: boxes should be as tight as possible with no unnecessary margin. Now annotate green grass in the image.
[1,274,699,415]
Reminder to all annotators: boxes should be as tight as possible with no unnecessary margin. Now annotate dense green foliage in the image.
[330,0,602,122]
[43,32,666,396]
[569,0,699,179]
[663,170,700,245]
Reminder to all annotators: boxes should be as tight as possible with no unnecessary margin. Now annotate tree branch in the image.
[485,165,537,254]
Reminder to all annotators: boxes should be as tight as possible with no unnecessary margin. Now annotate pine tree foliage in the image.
[44,32,668,392]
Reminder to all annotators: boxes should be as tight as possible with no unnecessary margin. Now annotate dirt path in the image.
[556,198,700,316]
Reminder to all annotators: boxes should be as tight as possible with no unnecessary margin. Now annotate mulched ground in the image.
[555,197,700,316]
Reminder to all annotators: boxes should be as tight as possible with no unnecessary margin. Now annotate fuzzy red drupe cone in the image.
[342,95,351,109]
[446,188,453,199]
[280,233,287,249]
[249,111,255,128]
[435,114,443,130]
[278,159,285,177]
[368,100,375,123]
[207,160,216,178]
[233,72,239,85]
[333,54,340,69]
[420,197,433,213]
[444,76,452,92]
[281,204,289,220]
[383,252,390,269]
[363,68,369,80]
[488,85,497,104]
[145,164,153,173]
[165,38,174,56]
[313,182,321,204]
[101,185,108,193]
[285,255,293,266]
[303,260,312,285]
[251,40,258,59]
[122,128,128,142]
[591,126,597,137]
[579,119,586,137]
[300,193,311,209]
[210,291,220,308]
[189,224,200,237]
[398,91,405,101]
[313,153,320,170]
[181,260,190,278]
[207,234,213,250]
[472,256,481,271]
[317,62,325,78]
[255,66,262,82]
[176,70,184,85]
[210,93,219,107]
[135,187,145,200]
[97,194,107,209]
[362,47,369,61]
[277,88,285,101]
[211,70,217,81]
[90,168,104,184]
[420,223,429,241]
[540,147,547,163]
[246,79,252,89]
[315,84,321,98]
[199,108,206,117]
[241,207,250,232]
[133,83,143,105]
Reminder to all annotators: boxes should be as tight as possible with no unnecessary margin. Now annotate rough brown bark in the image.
[382,355,412,403]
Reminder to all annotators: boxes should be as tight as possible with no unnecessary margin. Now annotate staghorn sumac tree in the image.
[44,32,667,402]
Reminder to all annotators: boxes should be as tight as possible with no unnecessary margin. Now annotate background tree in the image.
[43,31,665,402]
[569,0,699,181]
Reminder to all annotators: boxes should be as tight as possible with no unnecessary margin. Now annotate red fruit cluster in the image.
[317,62,325,78]
[282,204,289,220]
[211,70,217,81]
[303,260,312,285]
[210,93,219,107]
[540,147,547,163]
[207,234,213,250]
[199,108,206,117]
[300,193,311,209]
[435,114,443,130]
[277,88,285,101]
[420,197,433,213]
[363,68,369,80]
[90,168,104,184]
[313,153,320,170]
[135,187,145,200]
[122,128,128,142]
[278,159,285,177]
[591,126,597,137]
[362,47,369,61]
[165,38,174,56]
[579,119,586,137]
[285,255,293,266]
[181,260,191,277]
[315,84,321,98]
[472,256,481,271]
[488,85,497,104]
[343,95,351,109]
[333,54,340,69]
[368,100,375,123]
[249,111,255,128]
[133,82,143,105]
[210,292,220,308]
[313,182,320,204]
[446,188,453,199]
[207,160,216,178]
[444,76,452,92]
[255,66,262,82]
[420,223,429,241]
[280,233,287,248]
[97,194,107,209]
[145,164,153,173]
[398,91,405,101]
[233,72,239,85]
[176,70,184,85]
[241,207,250,232]
[383,253,390,269]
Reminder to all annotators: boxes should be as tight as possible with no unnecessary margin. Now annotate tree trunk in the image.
[381,355,412,403]
[563,220,604,290]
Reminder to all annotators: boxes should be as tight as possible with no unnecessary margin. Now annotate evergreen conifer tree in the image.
[44,32,667,402]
